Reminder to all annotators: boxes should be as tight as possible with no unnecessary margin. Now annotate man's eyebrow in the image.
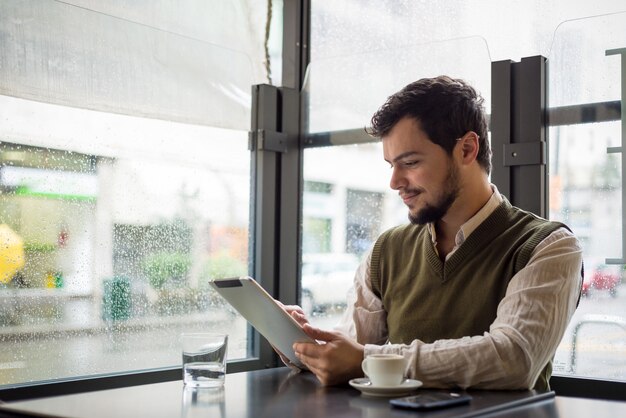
[385,151,422,164]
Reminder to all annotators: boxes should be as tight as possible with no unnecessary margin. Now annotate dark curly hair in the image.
[366,76,491,174]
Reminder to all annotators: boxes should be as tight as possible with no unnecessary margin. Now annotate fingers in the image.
[292,327,338,373]
[293,329,365,386]
[275,299,310,326]
[276,300,305,315]
[282,304,305,315]
[292,341,349,386]
[290,310,309,327]
[293,340,321,358]
[302,323,337,342]
[282,304,309,327]
[293,342,326,380]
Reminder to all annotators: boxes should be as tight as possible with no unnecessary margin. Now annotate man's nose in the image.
[389,167,405,190]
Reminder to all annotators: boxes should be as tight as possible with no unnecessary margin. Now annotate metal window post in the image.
[604,48,626,265]
[491,56,548,216]
[279,0,309,307]
[249,83,302,368]
[247,0,309,369]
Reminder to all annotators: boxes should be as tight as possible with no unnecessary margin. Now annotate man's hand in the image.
[275,301,310,327]
[293,323,364,386]
[272,301,310,368]
[280,303,310,328]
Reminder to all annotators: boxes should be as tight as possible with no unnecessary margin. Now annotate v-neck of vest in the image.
[425,200,512,282]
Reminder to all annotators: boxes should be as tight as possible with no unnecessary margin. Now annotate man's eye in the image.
[403,160,419,167]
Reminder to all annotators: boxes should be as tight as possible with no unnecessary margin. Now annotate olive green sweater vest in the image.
[370,198,566,391]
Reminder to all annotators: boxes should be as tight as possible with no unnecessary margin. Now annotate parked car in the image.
[301,253,360,315]
[582,263,621,298]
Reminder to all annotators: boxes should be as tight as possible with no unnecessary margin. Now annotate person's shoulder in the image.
[541,226,582,250]
[553,225,576,237]
[506,202,571,231]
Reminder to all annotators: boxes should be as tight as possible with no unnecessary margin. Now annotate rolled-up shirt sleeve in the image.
[342,227,583,389]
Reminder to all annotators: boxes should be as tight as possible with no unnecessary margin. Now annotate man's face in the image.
[382,117,460,225]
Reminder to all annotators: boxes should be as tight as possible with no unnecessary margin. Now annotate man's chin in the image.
[408,211,428,225]
[408,205,446,225]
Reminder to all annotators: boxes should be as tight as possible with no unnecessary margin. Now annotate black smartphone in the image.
[390,392,472,410]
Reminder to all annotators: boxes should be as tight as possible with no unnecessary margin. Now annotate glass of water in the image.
[182,333,228,388]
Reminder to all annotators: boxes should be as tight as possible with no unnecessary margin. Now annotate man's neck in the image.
[434,221,457,260]
[434,181,493,259]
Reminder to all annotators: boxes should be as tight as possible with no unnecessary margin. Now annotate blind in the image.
[0,0,270,130]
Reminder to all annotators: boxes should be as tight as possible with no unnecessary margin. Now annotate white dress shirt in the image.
[335,186,583,389]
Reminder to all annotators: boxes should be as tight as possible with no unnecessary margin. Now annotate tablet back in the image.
[209,276,316,368]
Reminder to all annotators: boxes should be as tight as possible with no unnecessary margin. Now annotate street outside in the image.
[0,308,248,385]
[553,287,626,380]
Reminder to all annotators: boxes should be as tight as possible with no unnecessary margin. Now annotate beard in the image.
[408,161,460,225]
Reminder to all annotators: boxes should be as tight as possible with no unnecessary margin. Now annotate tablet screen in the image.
[210,276,317,367]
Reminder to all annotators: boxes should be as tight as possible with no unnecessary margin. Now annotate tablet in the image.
[209,276,317,368]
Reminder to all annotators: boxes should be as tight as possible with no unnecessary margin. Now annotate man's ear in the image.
[458,131,480,165]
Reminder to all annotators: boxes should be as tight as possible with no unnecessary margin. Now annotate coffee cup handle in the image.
[361,358,369,376]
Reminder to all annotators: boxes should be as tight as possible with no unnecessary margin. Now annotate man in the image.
[285,76,582,391]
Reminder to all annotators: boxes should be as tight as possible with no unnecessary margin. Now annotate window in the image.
[0,0,277,387]
[304,0,626,385]
[302,3,492,330]
[302,144,400,327]
[346,189,384,256]
[548,13,626,381]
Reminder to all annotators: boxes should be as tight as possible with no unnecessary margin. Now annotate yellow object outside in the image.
[0,224,25,284]
[45,271,63,288]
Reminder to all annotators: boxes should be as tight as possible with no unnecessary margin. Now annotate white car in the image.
[301,253,360,315]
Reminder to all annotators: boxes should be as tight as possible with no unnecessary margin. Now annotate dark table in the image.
[1,367,625,418]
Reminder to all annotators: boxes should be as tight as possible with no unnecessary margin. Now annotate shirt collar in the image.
[429,184,503,248]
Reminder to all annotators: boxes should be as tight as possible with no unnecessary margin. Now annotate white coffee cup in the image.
[361,353,405,387]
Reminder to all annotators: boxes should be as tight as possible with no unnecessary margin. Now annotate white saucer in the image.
[348,378,423,397]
